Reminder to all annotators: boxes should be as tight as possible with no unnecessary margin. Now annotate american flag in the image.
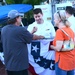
[27,39,56,75]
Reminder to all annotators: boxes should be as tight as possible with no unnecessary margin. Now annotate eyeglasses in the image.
[57,11,61,19]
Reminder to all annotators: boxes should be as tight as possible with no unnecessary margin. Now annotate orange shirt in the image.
[53,27,75,71]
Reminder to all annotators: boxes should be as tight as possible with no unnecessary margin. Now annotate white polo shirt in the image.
[27,21,55,39]
[68,15,75,33]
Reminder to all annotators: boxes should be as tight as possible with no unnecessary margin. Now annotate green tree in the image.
[14,0,23,4]
[6,0,15,4]
[22,0,43,6]
[6,0,43,5]
[6,0,23,4]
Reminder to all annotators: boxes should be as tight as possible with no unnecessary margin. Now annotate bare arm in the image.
[33,34,45,40]
[50,41,63,51]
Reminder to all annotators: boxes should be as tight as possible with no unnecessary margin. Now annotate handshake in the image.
[31,26,51,39]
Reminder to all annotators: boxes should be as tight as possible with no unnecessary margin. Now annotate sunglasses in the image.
[57,11,61,19]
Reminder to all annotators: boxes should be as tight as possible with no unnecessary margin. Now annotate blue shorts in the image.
[55,62,74,75]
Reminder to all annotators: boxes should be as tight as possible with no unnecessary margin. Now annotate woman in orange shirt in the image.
[50,10,75,75]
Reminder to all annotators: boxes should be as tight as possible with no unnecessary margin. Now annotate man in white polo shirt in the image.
[65,6,75,32]
[27,8,56,75]
[27,8,55,39]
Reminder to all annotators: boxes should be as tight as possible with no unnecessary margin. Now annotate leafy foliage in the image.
[22,0,43,6]
[14,0,23,4]
[6,0,43,5]
[6,0,15,4]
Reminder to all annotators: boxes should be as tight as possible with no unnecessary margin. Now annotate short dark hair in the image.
[65,6,74,15]
[33,8,43,14]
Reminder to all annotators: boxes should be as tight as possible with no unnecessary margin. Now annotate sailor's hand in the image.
[31,27,38,34]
